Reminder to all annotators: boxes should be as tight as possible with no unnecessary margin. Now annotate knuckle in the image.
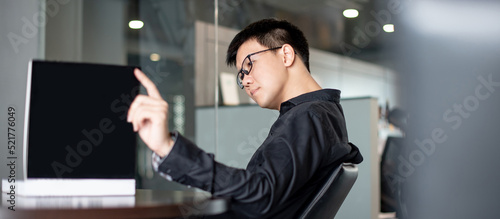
[161,100,168,107]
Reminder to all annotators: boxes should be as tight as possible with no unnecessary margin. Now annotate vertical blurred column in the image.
[45,0,83,62]
[394,0,500,218]
[0,0,47,183]
[81,0,126,65]
[172,95,185,135]
[45,0,127,65]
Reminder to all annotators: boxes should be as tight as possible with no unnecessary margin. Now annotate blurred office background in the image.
[1,0,499,218]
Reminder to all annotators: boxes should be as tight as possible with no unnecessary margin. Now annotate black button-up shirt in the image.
[155,89,363,218]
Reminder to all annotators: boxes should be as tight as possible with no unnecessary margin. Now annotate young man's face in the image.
[236,39,288,110]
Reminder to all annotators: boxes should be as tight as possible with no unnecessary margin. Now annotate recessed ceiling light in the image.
[383,24,395,33]
[129,20,144,29]
[343,9,359,18]
[150,53,160,62]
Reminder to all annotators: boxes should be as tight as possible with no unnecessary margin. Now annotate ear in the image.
[281,44,296,68]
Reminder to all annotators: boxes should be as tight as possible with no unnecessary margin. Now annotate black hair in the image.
[226,18,310,71]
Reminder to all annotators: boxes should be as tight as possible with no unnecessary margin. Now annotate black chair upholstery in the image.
[299,163,359,219]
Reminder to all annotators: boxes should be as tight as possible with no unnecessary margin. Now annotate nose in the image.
[241,73,254,87]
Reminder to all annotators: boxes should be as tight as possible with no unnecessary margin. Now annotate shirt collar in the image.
[279,89,341,115]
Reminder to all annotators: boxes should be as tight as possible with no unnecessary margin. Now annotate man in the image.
[127,18,363,218]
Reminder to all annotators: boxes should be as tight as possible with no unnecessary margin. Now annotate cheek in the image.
[252,65,273,83]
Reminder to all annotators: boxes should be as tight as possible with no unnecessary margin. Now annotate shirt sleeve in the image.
[151,152,173,181]
[151,131,179,181]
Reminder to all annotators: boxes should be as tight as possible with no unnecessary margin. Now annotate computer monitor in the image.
[23,60,139,180]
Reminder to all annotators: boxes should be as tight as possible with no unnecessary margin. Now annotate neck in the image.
[278,69,322,110]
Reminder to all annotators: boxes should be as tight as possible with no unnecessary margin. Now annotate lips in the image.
[249,88,259,96]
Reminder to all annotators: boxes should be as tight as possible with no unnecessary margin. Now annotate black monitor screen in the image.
[26,61,139,179]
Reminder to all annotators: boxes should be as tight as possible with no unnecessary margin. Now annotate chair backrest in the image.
[380,136,404,213]
[299,163,358,219]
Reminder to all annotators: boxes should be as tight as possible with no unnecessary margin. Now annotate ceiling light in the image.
[343,9,359,18]
[383,24,395,33]
[128,20,144,29]
[150,53,160,62]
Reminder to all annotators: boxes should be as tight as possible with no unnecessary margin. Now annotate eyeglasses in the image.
[236,46,282,89]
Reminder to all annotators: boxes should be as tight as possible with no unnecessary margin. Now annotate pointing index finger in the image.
[134,68,162,99]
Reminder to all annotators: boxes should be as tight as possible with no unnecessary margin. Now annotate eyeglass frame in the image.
[236,46,283,89]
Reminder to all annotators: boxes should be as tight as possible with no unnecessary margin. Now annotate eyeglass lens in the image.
[237,56,252,88]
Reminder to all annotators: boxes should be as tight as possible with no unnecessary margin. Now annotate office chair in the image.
[299,163,359,219]
[380,136,404,214]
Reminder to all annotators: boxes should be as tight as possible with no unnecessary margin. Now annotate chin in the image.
[254,100,268,109]
[252,96,276,110]
[258,101,277,110]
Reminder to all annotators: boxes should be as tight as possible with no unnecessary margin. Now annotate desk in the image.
[0,189,229,219]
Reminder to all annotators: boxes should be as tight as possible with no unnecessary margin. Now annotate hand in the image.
[127,69,174,157]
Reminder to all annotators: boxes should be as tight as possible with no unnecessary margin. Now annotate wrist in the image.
[156,132,176,158]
